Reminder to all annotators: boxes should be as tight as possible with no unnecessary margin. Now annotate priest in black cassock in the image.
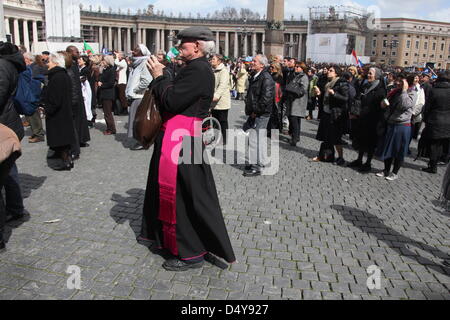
[140,26,236,271]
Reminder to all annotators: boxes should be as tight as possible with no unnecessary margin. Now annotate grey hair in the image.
[23,52,34,61]
[256,54,269,67]
[198,40,215,58]
[103,55,115,67]
[49,53,66,69]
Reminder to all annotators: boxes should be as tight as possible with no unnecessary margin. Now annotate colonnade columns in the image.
[98,26,103,50]
[13,18,19,45]
[155,29,160,52]
[168,29,173,49]
[225,31,229,57]
[160,29,165,52]
[4,17,9,35]
[138,27,142,45]
[215,31,220,53]
[32,20,38,51]
[142,28,147,48]
[107,27,112,51]
[243,34,248,57]
[262,33,265,55]
[22,20,29,52]
[126,28,131,53]
[251,32,257,56]
[297,33,303,60]
[117,27,122,52]
[289,33,293,57]
[234,32,238,58]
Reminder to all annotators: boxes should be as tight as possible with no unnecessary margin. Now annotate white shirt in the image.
[115,58,128,85]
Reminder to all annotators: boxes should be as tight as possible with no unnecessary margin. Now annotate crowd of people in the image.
[1,28,449,268]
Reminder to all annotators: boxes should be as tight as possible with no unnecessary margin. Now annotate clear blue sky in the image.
[80,0,450,22]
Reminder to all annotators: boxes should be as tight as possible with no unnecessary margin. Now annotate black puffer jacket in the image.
[67,59,82,106]
[99,65,116,101]
[245,68,275,116]
[423,81,450,139]
[0,50,26,140]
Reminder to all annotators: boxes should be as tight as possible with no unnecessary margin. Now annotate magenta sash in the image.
[158,113,202,256]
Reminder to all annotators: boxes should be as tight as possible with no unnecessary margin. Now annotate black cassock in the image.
[140,56,236,263]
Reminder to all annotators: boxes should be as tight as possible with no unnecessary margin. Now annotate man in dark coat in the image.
[43,53,76,170]
[66,46,90,158]
[141,26,236,271]
[421,71,450,173]
[0,42,27,251]
[244,54,275,177]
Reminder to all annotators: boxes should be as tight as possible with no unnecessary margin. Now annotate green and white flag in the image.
[166,47,179,61]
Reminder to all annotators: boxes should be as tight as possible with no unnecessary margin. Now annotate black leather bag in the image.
[0,95,24,142]
[285,75,305,98]
[133,89,162,149]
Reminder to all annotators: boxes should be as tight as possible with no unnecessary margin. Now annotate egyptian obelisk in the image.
[264,0,284,58]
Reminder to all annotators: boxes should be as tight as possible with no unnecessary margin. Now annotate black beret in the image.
[177,26,214,41]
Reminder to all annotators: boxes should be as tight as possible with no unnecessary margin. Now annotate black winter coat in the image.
[329,77,349,113]
[423,81,450,139]
[245,69,275,116]
[43,67,76,148]
[355,80,387,151]
[99,65,116,101]
[151,56,214,119]
[0,51,26,140]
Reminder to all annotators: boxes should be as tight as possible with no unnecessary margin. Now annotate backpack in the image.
[318,142,335,162]
[13,66,44,116]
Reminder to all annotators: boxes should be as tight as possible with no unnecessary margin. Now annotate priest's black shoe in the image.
[162,258,204,271]
[0,241,5,252]
[243,168,261,177]
[422,167,437,174]
[6,213,24,223]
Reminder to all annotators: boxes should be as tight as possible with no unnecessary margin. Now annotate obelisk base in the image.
[264,29,284,58]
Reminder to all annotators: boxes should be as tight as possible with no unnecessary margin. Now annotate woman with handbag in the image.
[285,62,309,146]
[375,73,416,181]
[312,65,349,165]
[348,67,386,172]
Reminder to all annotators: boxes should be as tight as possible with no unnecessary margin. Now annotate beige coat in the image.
[236,66,248,93]
[0,123,21,163]
[212,63,231,111]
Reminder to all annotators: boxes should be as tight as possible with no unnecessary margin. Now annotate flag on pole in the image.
[351,49,363,67]
[166,47,179,61]
[83,41,95,54]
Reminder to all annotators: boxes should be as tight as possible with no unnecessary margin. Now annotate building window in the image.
[425,36,428,39]
[382,51,386,56]
[415,41,419,49]
[407,35,411,38]
[440,55,443,58]
[432,43,436,50]
[423,54,426,57]
[406,40,411,48]
[373,39,377,48]
[424,42,428,50]
[384,34,387,37]
[438,63,441,67]
[404,61,408,65]
[430,54,434,58]
[392,51,396,56]
[441,43,445,51]
[405,53,409,56]
[387,25,390,28]
[383,40,388,47]
[372,51,376,55]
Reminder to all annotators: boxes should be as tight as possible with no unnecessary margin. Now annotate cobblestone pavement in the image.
[0,100,449,300]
